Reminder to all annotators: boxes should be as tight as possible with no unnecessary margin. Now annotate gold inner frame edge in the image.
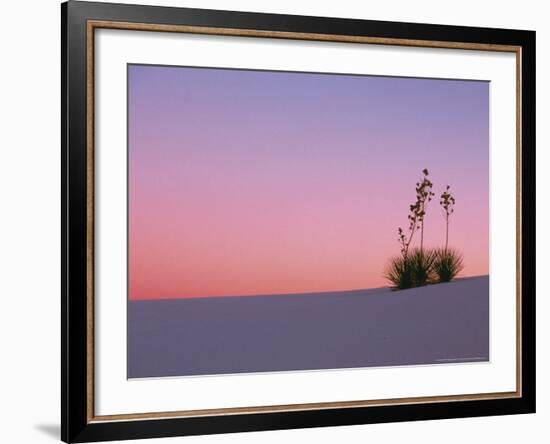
[85,19,523,423]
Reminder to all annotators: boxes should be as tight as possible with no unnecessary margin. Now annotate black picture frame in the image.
[62,1,536,442]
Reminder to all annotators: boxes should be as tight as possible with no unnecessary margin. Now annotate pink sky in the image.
[128,65,489,300]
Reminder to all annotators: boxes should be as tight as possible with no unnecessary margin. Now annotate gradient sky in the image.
[128,64,489,300]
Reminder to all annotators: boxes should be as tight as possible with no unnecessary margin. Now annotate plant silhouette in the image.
[397,168,434,258]
[416,168,435,254]
[440,185,456,251]
[386,169,464,289]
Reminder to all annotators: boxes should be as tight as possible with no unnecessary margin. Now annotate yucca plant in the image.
[408,248,437,287]
[386,169,466,289]
[433,248,464,283]
[385,255,414,290]
[385,248,437,289]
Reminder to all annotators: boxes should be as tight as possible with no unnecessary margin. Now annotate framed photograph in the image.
[61,1,535,442]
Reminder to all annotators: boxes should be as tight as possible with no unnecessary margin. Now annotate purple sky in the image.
[128,64,489,299]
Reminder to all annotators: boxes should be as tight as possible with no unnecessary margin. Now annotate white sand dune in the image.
[128,275,489,378]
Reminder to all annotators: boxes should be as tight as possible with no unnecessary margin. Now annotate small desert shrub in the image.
[433,248,464,283]
[385,248,436,290]
[409,248,437,287]
[385,255,414,290]
[385,169,466,289]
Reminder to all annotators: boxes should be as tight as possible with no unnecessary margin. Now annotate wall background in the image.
[0,0,546,443]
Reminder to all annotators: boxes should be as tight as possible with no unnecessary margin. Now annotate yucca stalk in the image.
[416,168,435,254]
[397,168,434,258]
[440,185,456,252]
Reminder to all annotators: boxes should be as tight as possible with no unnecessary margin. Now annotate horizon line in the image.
[129,274,489,302]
